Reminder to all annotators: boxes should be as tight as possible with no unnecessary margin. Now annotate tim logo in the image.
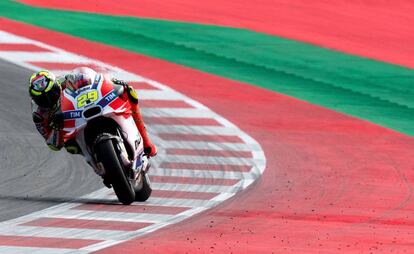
[70,111,81,118]
[105,92,116,102]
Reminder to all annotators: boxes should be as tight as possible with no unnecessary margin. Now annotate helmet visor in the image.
[32,83,61,109]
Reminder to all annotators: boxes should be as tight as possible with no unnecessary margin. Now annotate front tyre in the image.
[95,139,135,205]
[135,172,152,201]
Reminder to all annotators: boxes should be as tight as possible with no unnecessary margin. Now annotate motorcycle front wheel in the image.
[135,172,152,202]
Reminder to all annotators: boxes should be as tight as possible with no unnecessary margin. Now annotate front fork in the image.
[114,135,151,191]
[92,131,149,189]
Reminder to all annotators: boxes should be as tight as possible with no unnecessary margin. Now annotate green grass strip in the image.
[2,0,414,136]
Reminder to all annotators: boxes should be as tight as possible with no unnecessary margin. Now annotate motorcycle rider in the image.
[28,67,157,157]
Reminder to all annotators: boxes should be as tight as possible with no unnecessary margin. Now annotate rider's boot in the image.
[113,79,157,157]
[129,94,157,157]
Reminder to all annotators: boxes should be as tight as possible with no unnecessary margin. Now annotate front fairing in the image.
[61,74,130,141]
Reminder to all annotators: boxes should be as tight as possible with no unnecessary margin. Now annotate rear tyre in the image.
[95,139,135,205]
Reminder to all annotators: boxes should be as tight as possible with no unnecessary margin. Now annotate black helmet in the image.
[29,70,61,109]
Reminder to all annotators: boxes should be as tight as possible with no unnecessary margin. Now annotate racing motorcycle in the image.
[59,73,152,205]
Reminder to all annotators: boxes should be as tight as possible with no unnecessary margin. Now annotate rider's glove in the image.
[112,78,139,104]
[144,143,157,157]
[111,78,128,87]
[49,112,64,131]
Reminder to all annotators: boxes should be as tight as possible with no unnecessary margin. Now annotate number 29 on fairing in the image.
[77,90,98,108]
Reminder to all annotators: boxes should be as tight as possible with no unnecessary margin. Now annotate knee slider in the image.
[65,145,79,154]
[48,144,61,151]
[65,140,81,154]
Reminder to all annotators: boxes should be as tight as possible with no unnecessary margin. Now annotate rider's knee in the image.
[64,139,81,154]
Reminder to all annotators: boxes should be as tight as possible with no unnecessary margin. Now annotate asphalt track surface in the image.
[0,58,102,222]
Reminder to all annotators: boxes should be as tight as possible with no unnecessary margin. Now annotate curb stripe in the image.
[138,197,215,208]
[0,52,90,63]
[151,168,252,180]
[0,43,51,52]
[150,190,219,200]
[158,133,244,143]
[128,81,160,90]
[73,204,189,214]
[141,108,216,118]
[162,154,258,166]
[137,90,185,101]
[0,246,89,254]
[44,210,172,224]
[145,116,221,126]
[0,31,31,43]
[151,175,239,186]
[152,182,236,193]
[161,140,261,151]
[166,148,253,158]
[0,226,134,241]
[159,162,252,172]
[0,235,100,249]
[23,218,152,232]
[26,61,101,71]
[139,100,193,108]
[152,125,242,136]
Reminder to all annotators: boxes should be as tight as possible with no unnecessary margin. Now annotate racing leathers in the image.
[31,68,157,157]
[31,101,64,151]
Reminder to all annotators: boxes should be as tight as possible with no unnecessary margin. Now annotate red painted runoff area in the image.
[17,0,414,68]
[3,19,414,253]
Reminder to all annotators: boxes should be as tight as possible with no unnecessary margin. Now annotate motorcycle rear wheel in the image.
[96,139,135,205]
